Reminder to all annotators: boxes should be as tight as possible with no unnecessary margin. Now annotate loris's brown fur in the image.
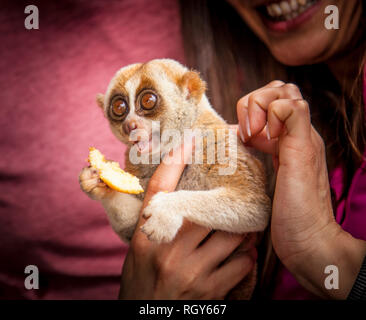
[79,59,271,299]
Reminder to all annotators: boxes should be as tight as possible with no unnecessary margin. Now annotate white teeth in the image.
[290,0,298,10]
[280,1,291,14]
[266,5,275,17]
[298,5,306,13]
[265,0,316,21]
[272,3,282,16]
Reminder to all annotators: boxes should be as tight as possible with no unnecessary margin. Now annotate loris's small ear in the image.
[179,71,206,102]
[96,93,105,109]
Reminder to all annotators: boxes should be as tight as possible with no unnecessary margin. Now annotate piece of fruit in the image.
[88,147,144,194]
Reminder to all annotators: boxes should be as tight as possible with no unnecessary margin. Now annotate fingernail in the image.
[266,125,271,140]
[245,114,251,137]
[239,126,246,142]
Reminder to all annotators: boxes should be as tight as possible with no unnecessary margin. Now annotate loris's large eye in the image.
[140,92,157,110]
[110,97,128,120]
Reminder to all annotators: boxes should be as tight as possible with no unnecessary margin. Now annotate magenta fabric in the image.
[1,0,365,300]
[0,0,184,299]
[271,69,366,299]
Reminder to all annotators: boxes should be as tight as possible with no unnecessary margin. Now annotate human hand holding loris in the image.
[119,143,258,299]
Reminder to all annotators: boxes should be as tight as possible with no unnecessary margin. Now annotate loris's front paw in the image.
[79,167,112,201]
[141,192,183,243]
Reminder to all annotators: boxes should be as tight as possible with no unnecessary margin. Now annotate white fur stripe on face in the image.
[104,64,143,118]
[124,74,141,116]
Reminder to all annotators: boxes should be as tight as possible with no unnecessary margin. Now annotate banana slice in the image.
[88,147,144,194]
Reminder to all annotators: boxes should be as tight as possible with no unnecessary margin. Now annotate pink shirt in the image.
[272,71,366,299]
[2,1,365,300]
[0,0,183,299]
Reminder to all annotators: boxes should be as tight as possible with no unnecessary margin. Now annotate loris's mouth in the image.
[135,138,152,154]
[130,130,160,154]
[131,136,152,154]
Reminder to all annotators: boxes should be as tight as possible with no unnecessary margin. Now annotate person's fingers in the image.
[149,224,213,280]
[267,98,311,141]
[244,98,311,154]
[142,141,194,210]
[132,140,194,247]
[237,80,285,111]
[238,232,258,251]
[238,82,303,141]
[171,221,212,254]
[196,231,247,271]
[236,120,278,156]
[237,81,285,142]
[239,125,279,155]
[247,84,303,138]
[208,248,256,298]
[237,105,251,143]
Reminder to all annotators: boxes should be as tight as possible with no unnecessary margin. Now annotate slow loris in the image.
[79,59,271,299]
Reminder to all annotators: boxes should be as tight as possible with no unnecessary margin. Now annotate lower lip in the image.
[261,1,322,33]
[137,139,152,154]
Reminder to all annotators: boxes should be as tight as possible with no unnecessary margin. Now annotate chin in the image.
[268,31,334,66]
[270,45,324,66]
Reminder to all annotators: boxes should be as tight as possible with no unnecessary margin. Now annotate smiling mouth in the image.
[258,0,320,22]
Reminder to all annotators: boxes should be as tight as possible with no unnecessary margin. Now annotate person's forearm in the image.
[289,222,366,299]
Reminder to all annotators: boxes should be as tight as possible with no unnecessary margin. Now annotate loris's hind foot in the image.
[79,167,112,200]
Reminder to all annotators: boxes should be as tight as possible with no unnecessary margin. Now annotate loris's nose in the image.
[123,120,138,135]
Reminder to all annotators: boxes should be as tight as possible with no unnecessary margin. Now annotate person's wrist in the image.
[287,221,366,299]
[330,228,366,299]
[283,220,341,298]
